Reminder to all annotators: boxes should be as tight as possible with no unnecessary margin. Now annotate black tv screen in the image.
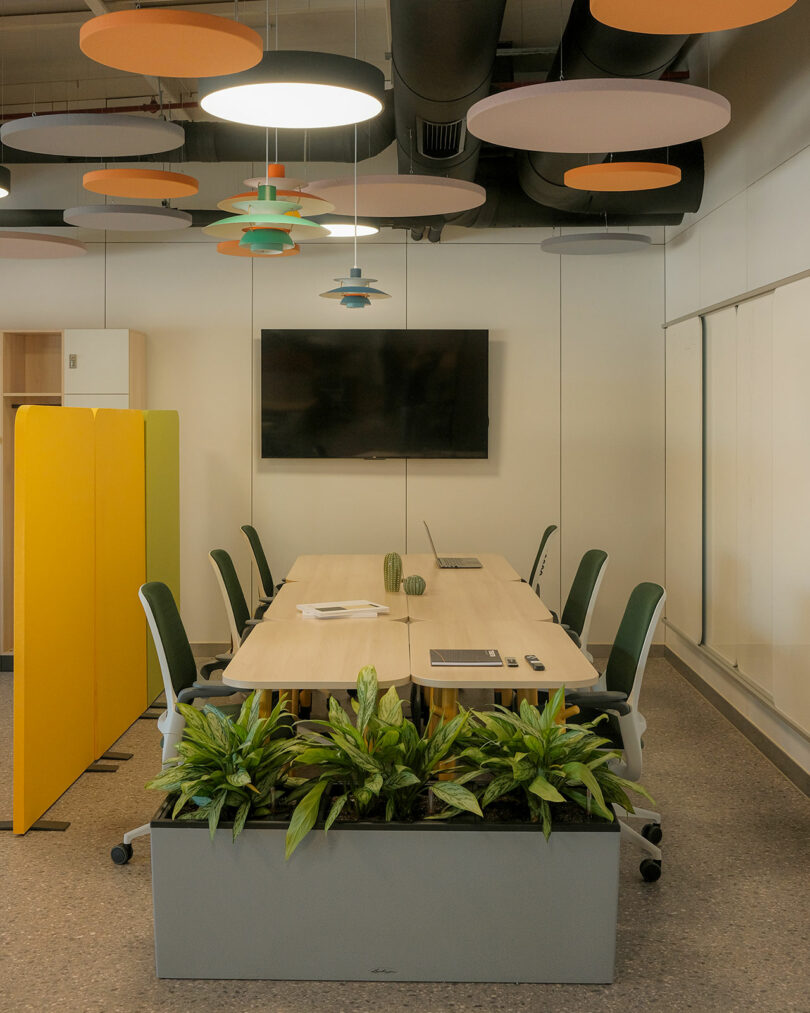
[261,329,488,459]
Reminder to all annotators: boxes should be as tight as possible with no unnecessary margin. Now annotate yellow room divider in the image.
[13,406,180,834]
[13,406,96,835]
[94,410,146,759]
[144,411,180,706]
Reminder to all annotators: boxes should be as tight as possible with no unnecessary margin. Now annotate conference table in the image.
[222,552,599,723]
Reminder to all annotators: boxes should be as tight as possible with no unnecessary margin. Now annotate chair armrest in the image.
[258,595,273,604]
[245,618,263,627]
[565,691,631,716]
[177,684,241,704]
[561,624,581,649]
[549,610,559,624]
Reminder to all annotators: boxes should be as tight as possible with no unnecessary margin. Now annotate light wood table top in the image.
[222,619,411,691]
[409,620,599,690]
[264,579,409,622]
[407,578,552,623]
[403,553,523,583]
[285,552,523,585]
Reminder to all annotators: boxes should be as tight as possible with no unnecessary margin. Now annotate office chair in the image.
[565,581,666,882]
[527,523,558,595]
[554,549,609,664]
[241,524,284,619]
[110,581,241,865]
[209,548,263,656]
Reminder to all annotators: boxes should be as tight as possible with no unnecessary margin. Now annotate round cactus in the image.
[383,552,403,592]
[402,574,426,596]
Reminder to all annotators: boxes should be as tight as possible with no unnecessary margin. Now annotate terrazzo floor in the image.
[1,658,809,1013]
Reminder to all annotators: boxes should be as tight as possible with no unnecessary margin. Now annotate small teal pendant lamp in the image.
[320,124,388,308]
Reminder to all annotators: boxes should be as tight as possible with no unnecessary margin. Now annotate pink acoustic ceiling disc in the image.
[305,175,486,217]
[0,231,88,259]
[467,79,731,153]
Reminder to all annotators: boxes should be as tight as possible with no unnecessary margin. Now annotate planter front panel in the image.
[151,822,619,982]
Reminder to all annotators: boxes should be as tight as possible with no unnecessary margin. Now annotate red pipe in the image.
[0,100,199,123]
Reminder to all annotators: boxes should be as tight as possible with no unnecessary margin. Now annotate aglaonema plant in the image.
[458,688,654,839]
[284,665,482,859]
[146,691,299,841]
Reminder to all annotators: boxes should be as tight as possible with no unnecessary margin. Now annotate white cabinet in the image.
[63,329,145,406]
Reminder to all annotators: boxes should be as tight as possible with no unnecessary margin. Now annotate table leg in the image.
[427,688,458,733]
[514,689,538,709]
[546,686,579,723]
[259,689,300,718]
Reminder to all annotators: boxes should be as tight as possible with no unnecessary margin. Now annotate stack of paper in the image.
[296,600,391,620]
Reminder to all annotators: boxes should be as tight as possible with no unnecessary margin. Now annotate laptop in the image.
[423,521,482,569]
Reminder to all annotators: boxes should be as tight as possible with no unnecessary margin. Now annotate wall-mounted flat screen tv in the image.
[261,329,488,459]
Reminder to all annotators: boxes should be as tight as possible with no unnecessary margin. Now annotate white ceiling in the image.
[0,1,572,117]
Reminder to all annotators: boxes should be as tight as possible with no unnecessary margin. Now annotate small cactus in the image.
[403,574,426,596]
[383,552,403,592]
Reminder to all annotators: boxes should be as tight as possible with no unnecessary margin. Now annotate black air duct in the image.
[389,0,506,181]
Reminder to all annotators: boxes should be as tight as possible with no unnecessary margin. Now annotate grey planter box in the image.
[150,805,620,983]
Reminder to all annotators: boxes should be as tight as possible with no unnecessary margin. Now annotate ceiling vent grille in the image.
[416,117,467,160]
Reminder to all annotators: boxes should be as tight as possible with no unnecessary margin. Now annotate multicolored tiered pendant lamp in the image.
[319,125,388,308]
[204,179,325,256]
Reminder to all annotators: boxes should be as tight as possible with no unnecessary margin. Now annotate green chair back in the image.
[604,582,666,699]
[560,549,608,639]
[139,581,197,700]
[528,524,558,588]
[241,524,275,597]
[210,548,250,641]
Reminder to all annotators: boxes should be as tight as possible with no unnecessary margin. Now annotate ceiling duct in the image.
[389,0,506,180]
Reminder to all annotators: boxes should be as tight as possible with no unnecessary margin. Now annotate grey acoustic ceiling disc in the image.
[63,205,192,231]
[540,232,652,255]
[1,113,185,157]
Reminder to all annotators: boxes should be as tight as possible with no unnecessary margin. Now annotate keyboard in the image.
[438,557,481,568]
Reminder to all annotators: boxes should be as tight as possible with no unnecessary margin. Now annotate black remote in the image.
[506,656,519,668]
[524,654,546,671]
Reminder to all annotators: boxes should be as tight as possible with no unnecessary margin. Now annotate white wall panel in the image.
[665,227,701,322]
[771,279,810,735]
[735,294,774,694]
[405,243,562,611]
[703,306,738,665]
[664,317,703,643]
[0,243,105,330]
[561,246,665,643]
[698,193,748,310]
[105,242,253,643]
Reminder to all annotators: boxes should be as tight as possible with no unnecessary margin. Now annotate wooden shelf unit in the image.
[1,329,145,651]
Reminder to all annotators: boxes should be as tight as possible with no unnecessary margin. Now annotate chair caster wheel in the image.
[640,858,662,882]
[641,823,663,845]
[111,842,133,865]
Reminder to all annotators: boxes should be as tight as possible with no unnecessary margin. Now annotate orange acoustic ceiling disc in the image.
[83,168,199,199]
[216,240,300,258]
[590,0,796,34]
[80,10,263,79]
[564,162,682,192]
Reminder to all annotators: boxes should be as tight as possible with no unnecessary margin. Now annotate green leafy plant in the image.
[284,665,482,859]
[146,691,299,841]
[458,688,654,839]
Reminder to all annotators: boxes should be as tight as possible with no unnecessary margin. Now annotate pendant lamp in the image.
[467,79,730,153]
[217,239,300,258]
[244,163,305,190]
[590,0,797,34]
[80,9,263,79]
[83,168,199,200]
[564,162,681,192]
[199,50,385,129]
[205,184,325,256]
[320,124,388,308]
[321,224,379,238]
[0,166,9,199]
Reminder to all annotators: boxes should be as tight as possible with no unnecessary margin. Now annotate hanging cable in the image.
[353,123,358,269]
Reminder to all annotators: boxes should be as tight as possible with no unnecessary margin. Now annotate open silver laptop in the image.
[423,521,482,569]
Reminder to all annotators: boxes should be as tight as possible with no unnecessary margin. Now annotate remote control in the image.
[505,656,519,668]
[524,654,546,671]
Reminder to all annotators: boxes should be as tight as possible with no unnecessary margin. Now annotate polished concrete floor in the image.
[1,658,809,1013]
